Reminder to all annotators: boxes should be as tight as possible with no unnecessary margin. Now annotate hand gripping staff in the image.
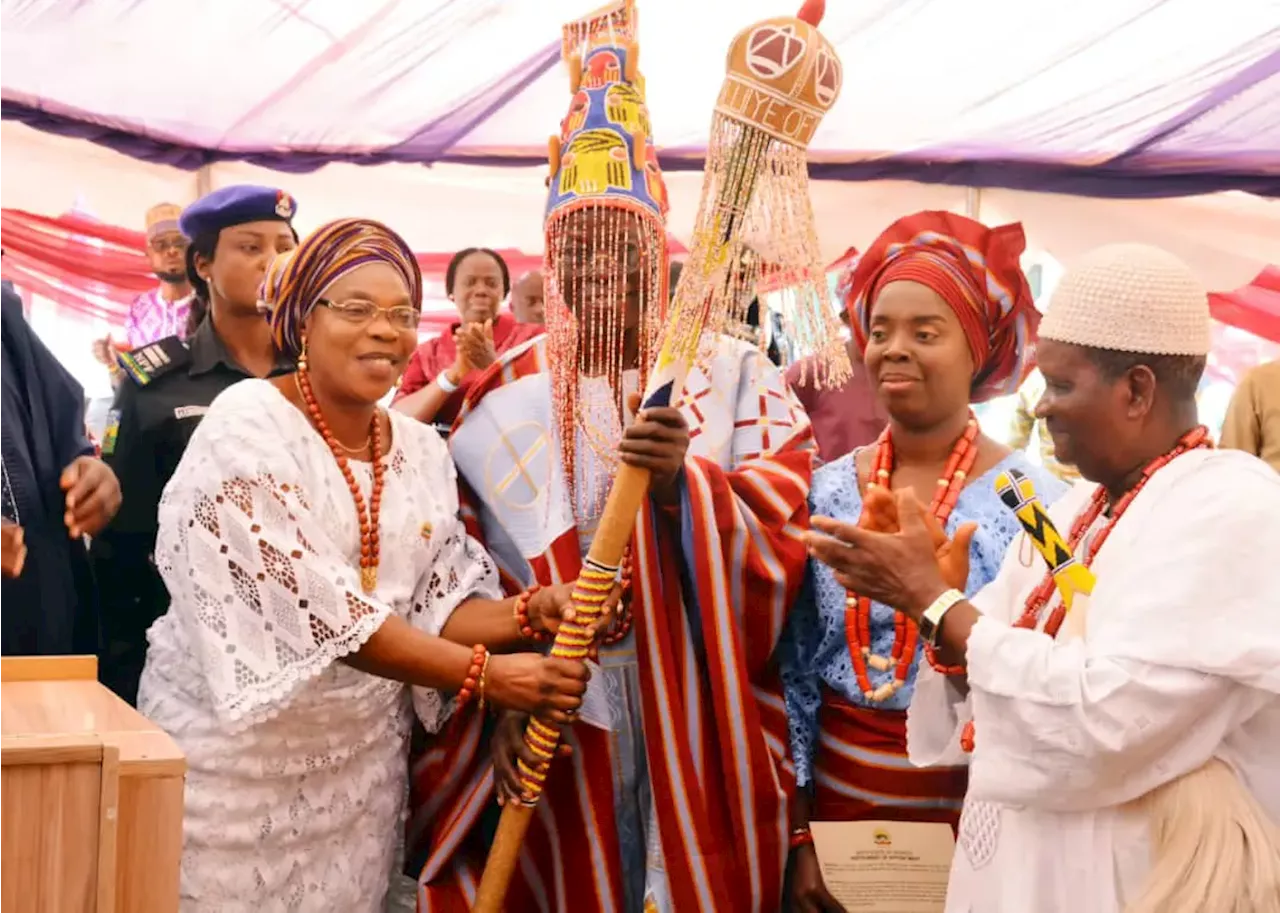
[471,2,843,910]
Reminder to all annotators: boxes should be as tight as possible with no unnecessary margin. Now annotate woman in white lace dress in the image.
[137,219,589,912]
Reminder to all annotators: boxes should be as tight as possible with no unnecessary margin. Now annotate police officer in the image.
[93,185,299,704]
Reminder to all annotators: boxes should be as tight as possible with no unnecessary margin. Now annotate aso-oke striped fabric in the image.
[260,217,421,359]
[408,339,817,912]
[843,210,1040,403]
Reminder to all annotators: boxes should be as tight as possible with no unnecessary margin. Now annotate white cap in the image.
[1040,243,1212,356]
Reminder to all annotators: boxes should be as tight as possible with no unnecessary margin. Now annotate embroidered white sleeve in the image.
[408,513,502,734]
[155,417,395,732]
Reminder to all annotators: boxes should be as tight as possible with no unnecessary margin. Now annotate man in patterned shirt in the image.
[92,203,194,385]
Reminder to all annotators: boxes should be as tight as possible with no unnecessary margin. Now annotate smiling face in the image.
[451,251,506,324]
[301,262,419,407]
[863,280,975,428]
[1033,338,1155,484]
[197,220,296,313]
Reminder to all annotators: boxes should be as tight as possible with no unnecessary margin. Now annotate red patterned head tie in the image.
[843,210,1040,402]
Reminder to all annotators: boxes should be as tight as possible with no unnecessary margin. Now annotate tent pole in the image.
[195,165,213,199]
[965,186,983,220]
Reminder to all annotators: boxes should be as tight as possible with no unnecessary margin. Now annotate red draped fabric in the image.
[1209,266,1280,344]
[408,342,814,912]
[0,208,153,324]
[0,208,689,338]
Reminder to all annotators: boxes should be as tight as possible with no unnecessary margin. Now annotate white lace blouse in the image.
[138,379,499,912]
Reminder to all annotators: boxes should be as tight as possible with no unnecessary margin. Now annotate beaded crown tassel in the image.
[674,0,850,389]
[545,0,668,524]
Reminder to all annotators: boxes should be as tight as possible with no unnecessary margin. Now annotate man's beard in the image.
[154,269,187,284]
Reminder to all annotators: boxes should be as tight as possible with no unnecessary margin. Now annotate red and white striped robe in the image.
[407,334,814,912]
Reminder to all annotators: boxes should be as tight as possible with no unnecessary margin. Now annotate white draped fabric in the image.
[908,448,1280,913]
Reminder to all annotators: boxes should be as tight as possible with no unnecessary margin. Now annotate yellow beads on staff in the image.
[995,468,1096,612]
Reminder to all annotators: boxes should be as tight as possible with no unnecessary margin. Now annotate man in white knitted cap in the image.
[803,243,1280,913]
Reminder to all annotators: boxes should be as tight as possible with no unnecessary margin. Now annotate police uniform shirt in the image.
[91,315,292,702]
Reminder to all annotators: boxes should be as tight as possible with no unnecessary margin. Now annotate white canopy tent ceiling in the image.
[2,0,1278,289]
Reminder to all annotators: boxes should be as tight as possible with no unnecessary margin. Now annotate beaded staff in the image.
[474,2,844,908]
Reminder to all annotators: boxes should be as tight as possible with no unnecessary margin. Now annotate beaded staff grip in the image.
[995,467,1096,609]
[473,465,652,913]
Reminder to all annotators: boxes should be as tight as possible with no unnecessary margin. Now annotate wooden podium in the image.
[1,656,185,913]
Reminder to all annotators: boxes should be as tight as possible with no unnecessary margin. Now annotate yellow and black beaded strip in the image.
[995,467,1095,610]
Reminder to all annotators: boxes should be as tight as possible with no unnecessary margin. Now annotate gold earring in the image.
[297,337,308,371]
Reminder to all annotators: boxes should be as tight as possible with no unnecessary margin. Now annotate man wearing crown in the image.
[405,4,816,910]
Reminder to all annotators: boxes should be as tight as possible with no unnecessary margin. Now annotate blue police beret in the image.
[179,185,297,239]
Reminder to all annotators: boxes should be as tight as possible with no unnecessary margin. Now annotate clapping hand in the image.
[453,320,497,377]
[807,489,957,620]
[857,486,976,591]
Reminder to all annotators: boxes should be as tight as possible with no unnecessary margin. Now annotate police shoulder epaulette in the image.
[116,335,191,387]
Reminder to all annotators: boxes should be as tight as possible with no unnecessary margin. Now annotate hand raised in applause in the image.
[456,320,497,373]
[858,485,977,592]
[807,489,957,620]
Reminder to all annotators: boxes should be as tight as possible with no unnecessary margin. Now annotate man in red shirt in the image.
[392,247,543,428]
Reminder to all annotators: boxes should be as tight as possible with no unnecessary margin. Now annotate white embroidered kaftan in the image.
[907,448,1280,912]
[138,379,500,913]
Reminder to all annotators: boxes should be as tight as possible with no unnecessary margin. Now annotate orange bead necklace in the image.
[959,425,1211,752]
[845,414,979,702]
[296,365,385,594]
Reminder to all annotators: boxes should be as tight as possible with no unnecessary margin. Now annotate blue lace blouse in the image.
[778,449,1068,788]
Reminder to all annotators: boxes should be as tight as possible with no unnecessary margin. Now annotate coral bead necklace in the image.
[845,414,979,702]
[295,363,385,594]
[959,425,1211,752]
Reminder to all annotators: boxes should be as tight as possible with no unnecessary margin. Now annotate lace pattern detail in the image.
[959,799,1002,870]
[138,379,499,909]
[777,450,1068,787]
[409,521,500,733]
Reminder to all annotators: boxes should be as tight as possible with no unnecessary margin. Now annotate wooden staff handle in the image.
[472,462,653,912]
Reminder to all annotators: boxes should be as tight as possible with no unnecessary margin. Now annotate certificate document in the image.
[811,820,954,912]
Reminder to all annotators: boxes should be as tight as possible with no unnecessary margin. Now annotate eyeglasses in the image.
[318,298,421,331]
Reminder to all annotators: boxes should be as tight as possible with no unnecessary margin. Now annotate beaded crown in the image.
[542,0,670,524]
[546,0,668,227]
